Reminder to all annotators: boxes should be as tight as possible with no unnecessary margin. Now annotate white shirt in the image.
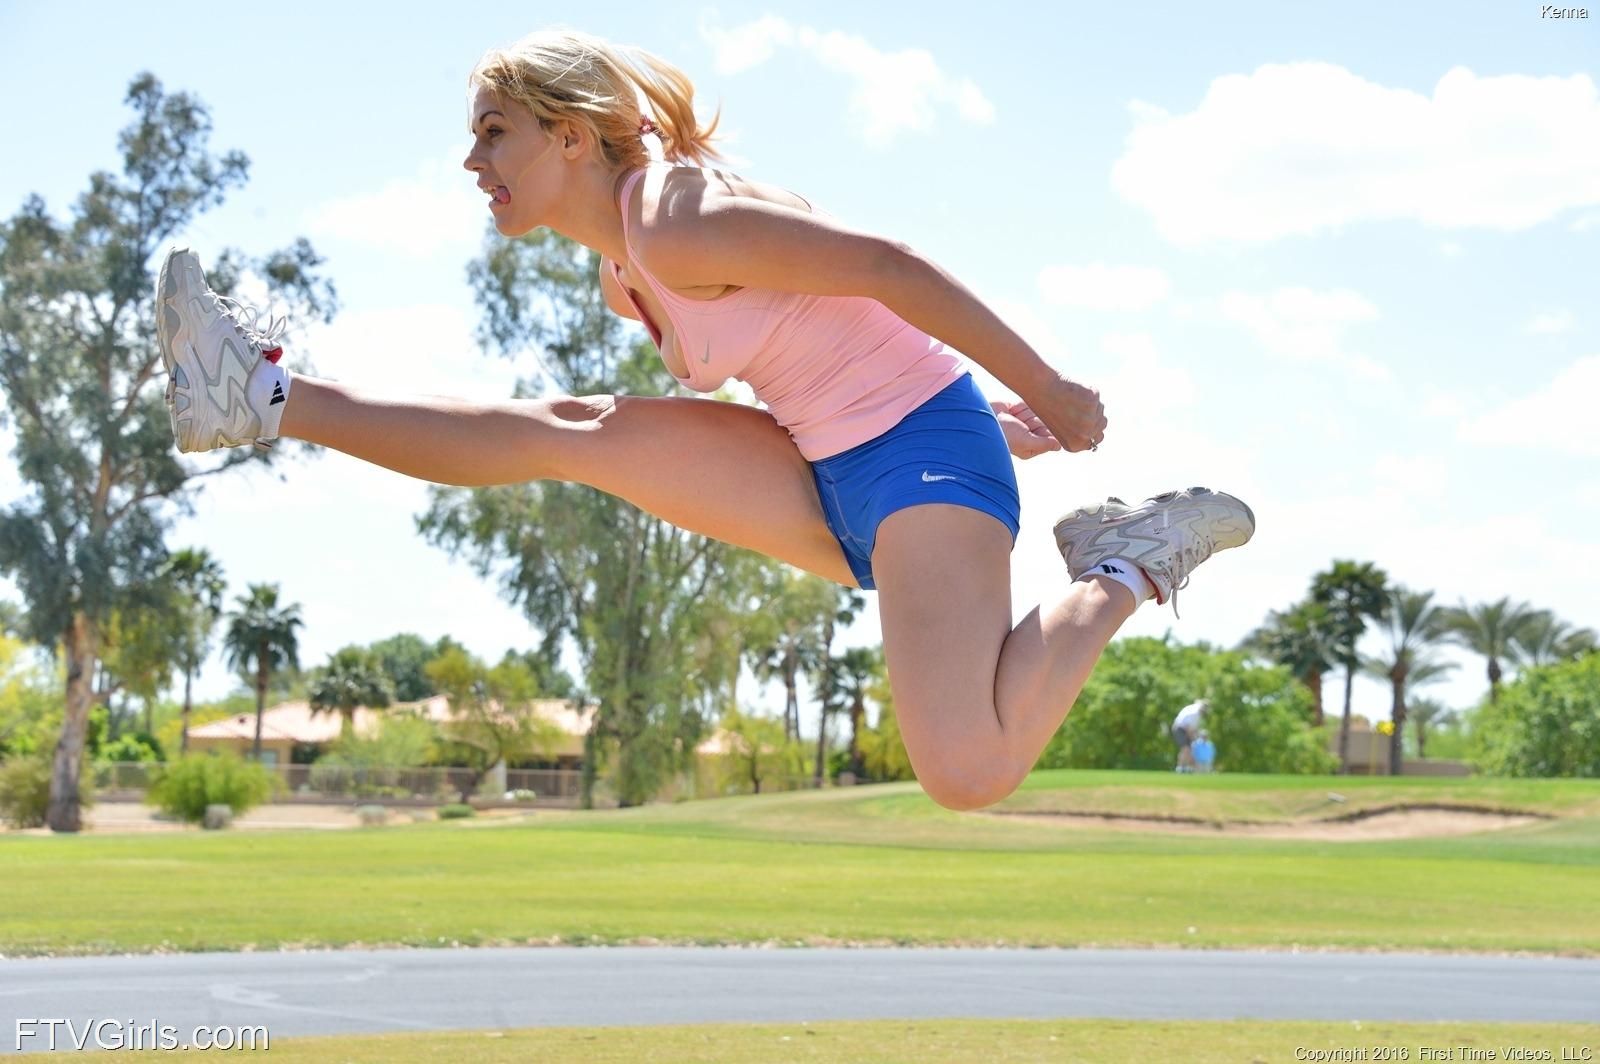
[1173,702,1207,732]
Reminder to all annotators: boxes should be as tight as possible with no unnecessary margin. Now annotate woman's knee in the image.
[909,738,1026,811]
[524,393,615,483]
[919,769,1020,812]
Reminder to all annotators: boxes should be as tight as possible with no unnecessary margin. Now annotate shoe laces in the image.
[1145,527,1217,620]
[214,294,289,352]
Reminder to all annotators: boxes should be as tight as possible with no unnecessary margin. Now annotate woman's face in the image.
[462,84,562,236]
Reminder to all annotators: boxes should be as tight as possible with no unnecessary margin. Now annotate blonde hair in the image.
[469,28,724,170]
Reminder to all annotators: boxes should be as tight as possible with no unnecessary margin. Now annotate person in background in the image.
[1171,699,1209,773]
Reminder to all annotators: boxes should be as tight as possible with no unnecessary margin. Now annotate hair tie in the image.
[638,116,660,137]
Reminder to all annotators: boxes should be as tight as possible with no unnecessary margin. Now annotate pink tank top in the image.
[608,166,966,461]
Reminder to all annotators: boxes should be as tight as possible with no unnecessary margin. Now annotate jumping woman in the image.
[156,28,1254,811]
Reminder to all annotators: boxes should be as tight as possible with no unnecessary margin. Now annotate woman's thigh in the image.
[871,504,1014,777]
[543,393,858,587]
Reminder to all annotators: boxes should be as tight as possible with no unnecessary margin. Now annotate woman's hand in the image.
[1024,372,1107,454]
[991,399,1063,460]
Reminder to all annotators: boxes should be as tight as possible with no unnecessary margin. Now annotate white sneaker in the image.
[1053,487,1255,614]
[156,247,289,453]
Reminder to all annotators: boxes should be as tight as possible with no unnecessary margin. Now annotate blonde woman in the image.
[156,29,1253,811]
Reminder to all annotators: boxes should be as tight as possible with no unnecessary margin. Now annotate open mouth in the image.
[483,185,510,207]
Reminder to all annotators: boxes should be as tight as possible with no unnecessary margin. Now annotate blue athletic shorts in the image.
[809,372,1021,591]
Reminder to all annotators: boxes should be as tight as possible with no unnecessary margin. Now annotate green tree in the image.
[0,599,23,639]
[0,633,63,759]
[0,74,335,831]
[1240,598,1337,725]
[1360,586,1455,776]
[1468,653,1600,777]
[713,705,797,795]
[1508,610,1597,669]
[747,570,836,744]
[424,645,563,802]
[363,633,442,703]
[161,548,227,753]
[308,645,394,739]
[221,583,303,761]
[1039,636,1335,775]
[1406,697,1455,760]
[1310,560,1390,773]
[97,583,197,738]
[856,669,915,783]
[1439,597,1540,704]
[808,588,865,787]
[419,230,767,808]
[831,645,884,778]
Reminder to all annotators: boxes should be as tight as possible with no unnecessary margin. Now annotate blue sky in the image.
[1,1,1595,733]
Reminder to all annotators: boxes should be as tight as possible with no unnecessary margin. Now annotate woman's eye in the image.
[486,128,502,139]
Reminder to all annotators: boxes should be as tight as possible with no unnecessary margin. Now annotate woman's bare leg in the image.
[871,504,1134,812]
[277,374,857,586]
[276,376,1136,812]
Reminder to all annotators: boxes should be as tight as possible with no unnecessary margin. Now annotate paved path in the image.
[4,947,1597,1051]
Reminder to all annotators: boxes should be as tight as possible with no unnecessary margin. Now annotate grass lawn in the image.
[4,770,1598,957]
[89,1020,1600,1063]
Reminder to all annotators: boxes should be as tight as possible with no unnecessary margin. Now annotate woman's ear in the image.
[557,119,585,156]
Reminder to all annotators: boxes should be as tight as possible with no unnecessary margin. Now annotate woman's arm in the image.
[639,189,1107,452]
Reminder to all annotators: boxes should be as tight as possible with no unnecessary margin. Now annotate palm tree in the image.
[1509,610,1598,668]
[809,589,865,787]
[1311,560,1390,773]
[1360,587,1455,776]
[161,548,227,754]
[832,646,884,778]
[1438,597,1540,704]
[222,583,304,761]
[1406,698,1455,760]
[308,646,395,739]
[1240,599,1338,725]
[745,572,835,743]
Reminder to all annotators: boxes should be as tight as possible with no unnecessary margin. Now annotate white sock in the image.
[247,359,292,440]
[1079,557,1153,608]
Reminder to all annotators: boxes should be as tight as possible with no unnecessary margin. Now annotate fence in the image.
[92,760,851,806]
[91,761,587,806]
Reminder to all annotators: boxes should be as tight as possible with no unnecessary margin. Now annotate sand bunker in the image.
[985,807,1546,841]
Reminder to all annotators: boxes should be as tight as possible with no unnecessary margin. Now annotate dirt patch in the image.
[983,807,1547,840]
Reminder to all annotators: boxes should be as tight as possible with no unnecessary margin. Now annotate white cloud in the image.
[1572,211,1600,232]
[698,15,994,148]
[1371,452,1448,501]
[1112,62,1600,243]
[1460,355,1600,458]
[1421,392,1472,420]
[1525,310,1575,335]
[299,303,516,397]
[701,14,796,74]
[1219,287,1389,381]
[301,153,484,259]
[1038,262,1171,311]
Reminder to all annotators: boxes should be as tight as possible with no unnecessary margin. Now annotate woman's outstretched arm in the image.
[633,190,1108,453]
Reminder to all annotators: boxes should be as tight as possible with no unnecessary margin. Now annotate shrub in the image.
[437,803,475,819]
[1469,654,1600,777]
[98,732,164,763]
[355,803,388,826]
[146,752,280,825]
[0,756,94,829]
[1039,635,1337,774]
